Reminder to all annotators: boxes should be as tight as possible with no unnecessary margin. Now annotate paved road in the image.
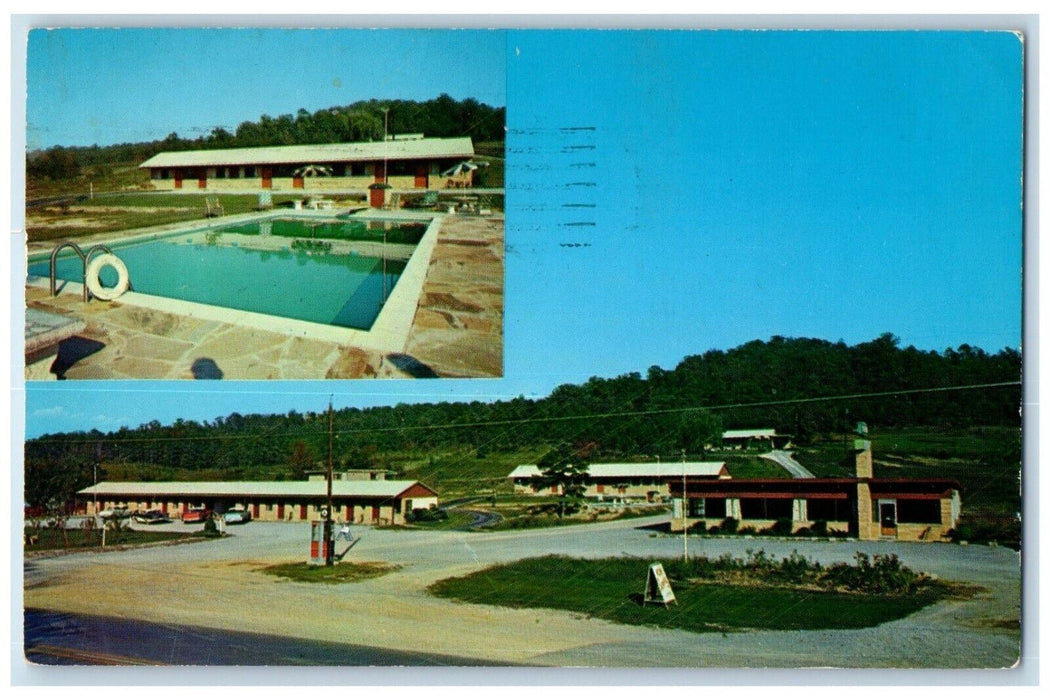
[761,450,816,478]
[21,516,1021,669]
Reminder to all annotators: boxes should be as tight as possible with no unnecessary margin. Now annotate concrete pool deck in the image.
[24,212,503,380]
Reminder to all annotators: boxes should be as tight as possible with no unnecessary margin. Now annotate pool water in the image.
[220,217,427,245]
[29,221,413,330]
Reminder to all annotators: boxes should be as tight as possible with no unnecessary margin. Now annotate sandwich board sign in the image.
[643,563,677,607]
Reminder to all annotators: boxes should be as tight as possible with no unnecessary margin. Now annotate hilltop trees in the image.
[24,336,1022,496]
[27,94,507,173]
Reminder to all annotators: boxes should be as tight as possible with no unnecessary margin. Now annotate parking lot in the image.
[22,515,1022,669]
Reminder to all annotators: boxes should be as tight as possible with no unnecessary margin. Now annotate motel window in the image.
[740,498,793,520]
[332,164,346,176]
[388,161,412,176]
[896,499,941,524]
[244,166,256,178]
[350,163,368,176]
[687,499,706,518]
[806,498,852,522]
[265,503,273,512]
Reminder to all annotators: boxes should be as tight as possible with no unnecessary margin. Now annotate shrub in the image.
[810,520,829,536]
[720,517,739,534]
[408,506,448,523]
[201,518,220,538]
[762,518,794,536]
[685,520,706,535]
[820,552,924,595]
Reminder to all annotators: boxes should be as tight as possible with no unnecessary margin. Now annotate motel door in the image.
[261,167,273,189]
[374,162,386,184]
[879,501,897,537]
[371,505,381,523]
[173,169,183,189]
[197,169,207,189]
[277,503,285,520]
[414,163,428,188]
[293,175,304,189]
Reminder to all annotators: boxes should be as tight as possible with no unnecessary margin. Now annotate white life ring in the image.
[85,253,130,301]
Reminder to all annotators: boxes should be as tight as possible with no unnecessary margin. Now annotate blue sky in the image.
[26,28,506,150]
[22,29,1024,439]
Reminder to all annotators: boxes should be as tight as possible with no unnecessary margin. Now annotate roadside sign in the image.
[643,563,677,607]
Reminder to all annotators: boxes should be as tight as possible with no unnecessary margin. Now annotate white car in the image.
[97,506,130,519]
[223,507,252,524]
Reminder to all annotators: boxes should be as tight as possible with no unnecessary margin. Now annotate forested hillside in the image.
[26,335,1021,501]
[26,94,505,182]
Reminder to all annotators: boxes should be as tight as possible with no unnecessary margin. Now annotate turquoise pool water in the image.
[29,219,414,330]
[220,217,427,244]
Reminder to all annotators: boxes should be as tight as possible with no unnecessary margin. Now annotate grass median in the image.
[428,552,969,633]
[261,561,400,584]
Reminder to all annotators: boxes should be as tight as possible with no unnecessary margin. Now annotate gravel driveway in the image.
[21,516,1021,669]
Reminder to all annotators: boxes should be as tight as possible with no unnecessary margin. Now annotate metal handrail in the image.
[49,241,115,302]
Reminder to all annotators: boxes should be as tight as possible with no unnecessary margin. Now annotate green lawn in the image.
[794,426,1021,515]
[26,192,267,242]
[717,454,788,479]
[24,526,196,552]
[428,555,955,633]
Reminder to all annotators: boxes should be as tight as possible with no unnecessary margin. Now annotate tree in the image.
[288,441,316,480]
[531,443,590,518]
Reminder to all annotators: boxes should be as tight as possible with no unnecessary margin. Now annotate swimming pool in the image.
[27,215,435,333]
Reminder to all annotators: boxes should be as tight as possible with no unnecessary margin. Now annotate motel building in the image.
[139,135,476,193]
[720,428,792,450]
[508,462,731,503]
[669,441,962,542]
[78,479,438,526]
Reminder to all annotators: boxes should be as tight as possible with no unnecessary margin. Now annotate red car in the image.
[181,507,211,523]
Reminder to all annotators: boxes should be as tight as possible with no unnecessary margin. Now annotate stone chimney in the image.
[854,439,873,479]
[853,437,876,540]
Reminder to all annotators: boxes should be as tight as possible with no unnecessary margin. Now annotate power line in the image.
[29,381,1021,447]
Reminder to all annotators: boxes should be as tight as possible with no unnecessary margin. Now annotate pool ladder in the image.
[48,241,116,302]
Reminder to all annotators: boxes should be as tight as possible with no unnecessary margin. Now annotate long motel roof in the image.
[78,480,436,500]
[139,137,475,170]
[721,429,778,439]
[509,462,729,480]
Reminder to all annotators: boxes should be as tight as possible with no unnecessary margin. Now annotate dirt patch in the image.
[27,218,110,230]
[422,292,483,314]
[325,347,379,379]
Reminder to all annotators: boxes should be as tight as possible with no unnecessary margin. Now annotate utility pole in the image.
[325,399,334,566]
[382,107,390,185]
[682,450,688,562]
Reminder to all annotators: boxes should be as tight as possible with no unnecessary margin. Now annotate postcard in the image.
[18,23,1026,678]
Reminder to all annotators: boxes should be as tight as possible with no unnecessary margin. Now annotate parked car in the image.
[98,506,131,519]
[181,507,211,523]
[133,510,172,525]
[223,507,252,524]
